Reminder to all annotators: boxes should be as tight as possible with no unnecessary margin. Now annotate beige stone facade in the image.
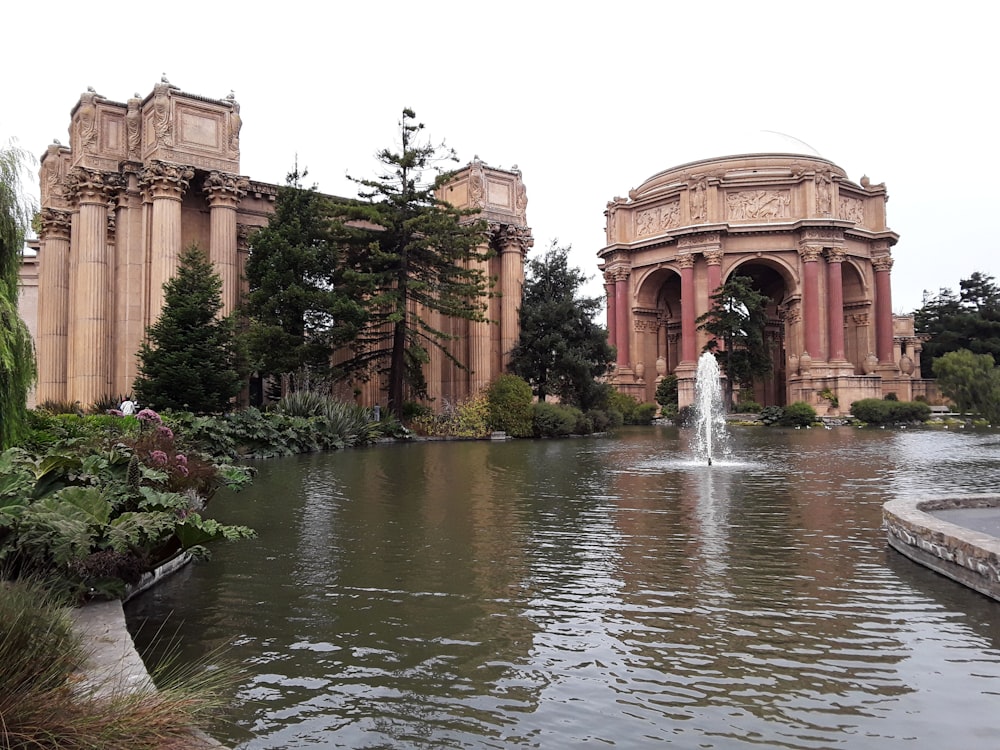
[599,153,932,411]
[28,84,531,410]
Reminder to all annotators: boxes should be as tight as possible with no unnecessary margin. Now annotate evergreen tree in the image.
[243,169,367,392]
[696,274,771,407]
[327,108,491,418]
[0,141,37,448]
[916,272,1000,374]
[508,242,614,408]
[133,245,243,413]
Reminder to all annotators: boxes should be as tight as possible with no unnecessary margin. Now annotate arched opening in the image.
[842,261,871,374]
[634,268,682,394]
[724,260,793,406]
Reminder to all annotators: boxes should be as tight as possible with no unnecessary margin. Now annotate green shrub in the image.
[759,405,784,425]
[675,405,695,426]
[884,391,899,401]
[604,390,657,425]
[532,402,578,437]
[486,375,534,437]
[586,408,612,433]
[734,399,762,413]
[851,398,930,425]
[402,401,433,422]
[655,375,678,410]
[411,395,490,438]
[780,401,817,427]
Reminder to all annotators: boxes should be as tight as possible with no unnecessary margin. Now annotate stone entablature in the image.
[599,153,914,409]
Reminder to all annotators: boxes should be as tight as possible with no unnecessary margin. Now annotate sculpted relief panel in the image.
[635,200,680,238]
[725,190,791,221]
[839,195,864,224]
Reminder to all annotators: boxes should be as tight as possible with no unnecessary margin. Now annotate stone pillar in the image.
[605,270,617,354]
[498,225,531,369]
[873,254,895,364]
[826,248,846,361]
[799,244,823,361]
[679,254,697,364]
[36,208,73,402]
[468,245,493,394]
[141,162,193,318]
[704,249,723,296]
[204,172,248,317]
[614,267,630,368]
[66,168,118,406]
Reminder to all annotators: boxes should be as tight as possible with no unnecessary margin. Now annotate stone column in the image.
[468,245,493,394]
[614,267,630,368]
[826,249,846,361]
[704,249,723,296]
[204,171,249,317]
[799,245,823,361]
[498,225,531,369]
[873,254,895,364]
[36,208,73,402]
[604,270,617,354]
[66,168,118,406]
[141,161,194,318]
[679,254,697,364]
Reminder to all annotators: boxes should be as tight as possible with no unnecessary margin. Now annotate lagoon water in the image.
[126,426,1000,749]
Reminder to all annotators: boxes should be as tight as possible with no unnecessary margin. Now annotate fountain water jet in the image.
[693,351,730,465]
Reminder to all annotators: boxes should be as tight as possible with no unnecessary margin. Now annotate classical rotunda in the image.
[599,142,928,411]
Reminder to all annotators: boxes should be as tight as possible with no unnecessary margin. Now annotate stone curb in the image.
[883,494,1000,601]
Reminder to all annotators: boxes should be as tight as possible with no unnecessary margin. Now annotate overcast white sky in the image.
[4,0,996,314]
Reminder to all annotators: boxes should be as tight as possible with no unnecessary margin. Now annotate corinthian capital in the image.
[703,249,724,266]
[677,253,695,269]
[872,254,894,272]
[798,245,823,263]
[204,170,250,206]
[64,167,121,205]
[497,224,534,255]
[139,160,195,199]
[39,208,72,240]
[825,248,846,264]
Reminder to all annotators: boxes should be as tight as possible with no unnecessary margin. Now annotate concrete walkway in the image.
[930,507,1000,538]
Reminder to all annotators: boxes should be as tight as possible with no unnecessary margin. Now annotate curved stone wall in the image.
[883,495,1000,601]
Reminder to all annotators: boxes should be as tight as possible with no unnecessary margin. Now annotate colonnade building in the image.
[27,82,531,409]
[600,152,930,410]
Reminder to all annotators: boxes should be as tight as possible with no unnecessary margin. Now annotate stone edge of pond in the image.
[71,557,230,749]
[883,494,1000,602]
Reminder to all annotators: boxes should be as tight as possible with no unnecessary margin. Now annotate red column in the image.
[874,254,895,364]
[705,249,723,296]
[605,272,617,354]
[679,254,697,363]
[826,249,846,361]
[615,270,630,368]
[800,246,822,359]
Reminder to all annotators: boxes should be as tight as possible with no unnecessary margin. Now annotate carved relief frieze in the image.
[76,89,99,154]
[151,79,173,147]
[725,189,791,221]
[469,157,486,209]
[677,232,721,252]
[801,228,841,243]
[688,175,708,223]
[226,95,241,157]
[839,195,864,224]
[514,171,528,222]
[634,318,659,333]
[852,313,870,326]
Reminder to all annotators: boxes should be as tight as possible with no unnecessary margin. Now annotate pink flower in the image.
[107,409,123,416]
[174,454,188,466]
[150,450,169,466]
[176,465,190,477]
[136,408,162,424]
[156,425,174,440]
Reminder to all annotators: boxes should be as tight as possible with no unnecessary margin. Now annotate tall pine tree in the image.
[133,244,243,413]
[327,108,491,417]
[243,169,366,392]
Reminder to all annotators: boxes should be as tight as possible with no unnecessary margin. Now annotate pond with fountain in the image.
[127,373,1000,748]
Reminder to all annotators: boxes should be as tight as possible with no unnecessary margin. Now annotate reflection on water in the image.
[127,427,1000,749]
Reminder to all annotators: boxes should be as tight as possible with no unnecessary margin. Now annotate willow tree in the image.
[0,141,37,448]
[327,108,491,418]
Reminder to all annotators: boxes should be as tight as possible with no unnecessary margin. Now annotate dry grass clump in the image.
[1,578,233,749]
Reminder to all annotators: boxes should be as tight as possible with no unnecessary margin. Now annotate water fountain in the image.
[693,351,729,465]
